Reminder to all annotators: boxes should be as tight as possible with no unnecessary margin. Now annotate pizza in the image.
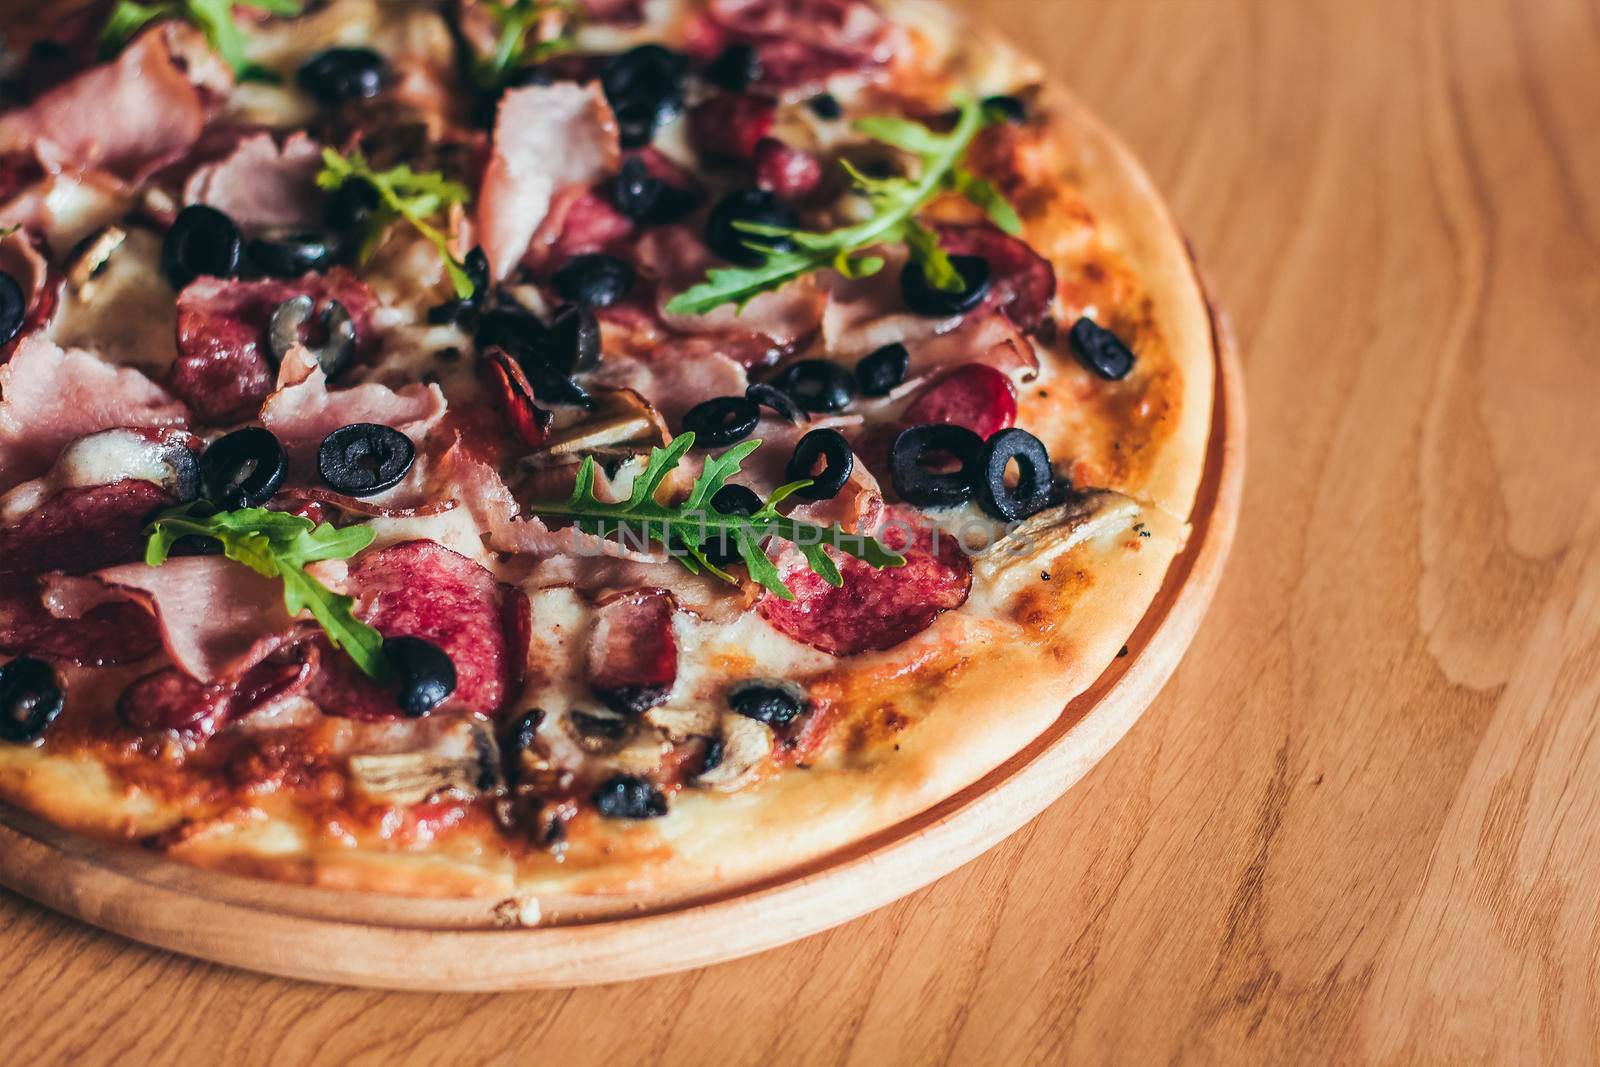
[0,0,1214,903]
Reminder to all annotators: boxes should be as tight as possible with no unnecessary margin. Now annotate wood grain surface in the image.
[3,0,1598,1061]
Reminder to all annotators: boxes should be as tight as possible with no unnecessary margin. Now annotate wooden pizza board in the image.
[0,307,1241,989]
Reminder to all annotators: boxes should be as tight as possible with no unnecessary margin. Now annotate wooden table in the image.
[5,0,1598,1061]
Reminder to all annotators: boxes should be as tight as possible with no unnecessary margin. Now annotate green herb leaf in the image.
[144,504,389,679]
[316,148,476,298]
[101,0,304,80]
[664,96,1020,316]
[526,433,905,599]
[473,0,579,90]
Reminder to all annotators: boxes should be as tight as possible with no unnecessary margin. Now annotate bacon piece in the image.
[182,132,326,232]
[933,222,1057,333]
[0,479,171,666]
[538,188,635,264]
[905,312,1039,382]
[687,94,776,162]
[687,0,895,93]
[586,589,678,715]
[901,363,1018,440]
[119,643,319,737]
[274,487,459,520]
[758,506,972,656]
[172,270,380,425]
[589,349,748,427]
[309,541,528,720]
[0,337,188,493]
[260,345,445,469]
[819,246,959,361]
[44,556,297,684]
[0,24,231,180]
[480,82,620,280]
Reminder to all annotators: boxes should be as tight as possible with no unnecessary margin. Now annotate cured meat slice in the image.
[261,346,445,469]
[758,506,972,656]
[586,589,678,715]
[172,270,380,425]
[182,132,326,232]
[0,479,171,666]
[480,83,620,280]
[119,643,319,737]
[933,222,1057,333]
[686,0,895,92]
[310,541,529,720]
[0,23,231,180]
[44,557,297,684]
[0,337,188,493]
[901,363,1018,440]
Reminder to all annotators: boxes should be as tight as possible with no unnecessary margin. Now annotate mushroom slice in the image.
[65,226,127,289]
[694,712,775,793]
[645,705,718,742]
[347,718,503,805]
[563,706,635,755]
[541,387,668,458]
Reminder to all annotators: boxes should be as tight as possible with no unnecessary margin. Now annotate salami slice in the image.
[758,506,972,656]
[933,222,1056,333]
[586,589,679,715]
[687,0,894,92]
[119,643,318,737]
[0,479,171,666]
[309,540,528,720]
[171,270,378,425]
[901,362,1018,440]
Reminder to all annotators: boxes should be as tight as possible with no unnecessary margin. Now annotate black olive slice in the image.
[785,428,853,500]
[705,42,762,91]
[325,176,380,235]
[475,306,545,363]
[889,424,984,508]
[296,47,387,106]
[593,774,669,819]
[541,302,601,373]
[705,189,797,265]
[318,423,416,497]
[727,679,808,726]
[0,657,64,744]
[702,483,763,566]
[268,295,357,378]
[982,94,1028,124]
[745,382,802,424]
[807,93,842,120]
[900,253,991,317]
[976,428,1054,521]
[1068,316,1136,380]
[0,271,25,345]
[551,253,635,308]
[162,204,242,289]
[600,44,689,149]
[200,427,287,509]
[384,636,457,718]
[855,342,910,397]
[771,359,854,413]
[246,234,333,277]
[682,396,760,448]
[611,156,698,225]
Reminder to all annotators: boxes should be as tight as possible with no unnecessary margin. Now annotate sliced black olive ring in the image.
[900,253,991,317]
[318,422,416,497]
[0,270,25,345]
[268,295,356,378]
[246,234,333,278]
[889,424,984,508]
[600,44,689,149]
[855,341,910,397]
[1068,316,1137,381]
[593,774,669,819]
[727,678,809,726]
[705,189,797,266]
[771,359,855,414]
[542,302,602,374]
[702,483,763,566]
[0,656,65,744]
[976,428,1054,521]
[551,253,635,308]
[682,395,760,448]
[200,426,288,509]
[296,47,387,106]
[785,428,854,501]
[162,204,242,290]
[745,382,803,423]
[384,635,457,718]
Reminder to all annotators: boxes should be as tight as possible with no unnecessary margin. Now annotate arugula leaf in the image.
[473,0,578,90]
[316,149,476,298]
[101,0,304,81]
[664,96,1021,316]
[524,434,905,600]
[144,505,389,679]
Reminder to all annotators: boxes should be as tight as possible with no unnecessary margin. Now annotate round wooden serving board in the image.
[0,309,1241,990]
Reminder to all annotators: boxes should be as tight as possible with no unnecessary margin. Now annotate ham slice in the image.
[182,132,325,232]
[0,336,188,493]
[260,346,446,468]
[43,557,296,684]
[687,0,895,93]
[589,349,750,428]
[638,225,824,349]
[0,23,231,180]
[586,589,679,715]
[479,83,620,280]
